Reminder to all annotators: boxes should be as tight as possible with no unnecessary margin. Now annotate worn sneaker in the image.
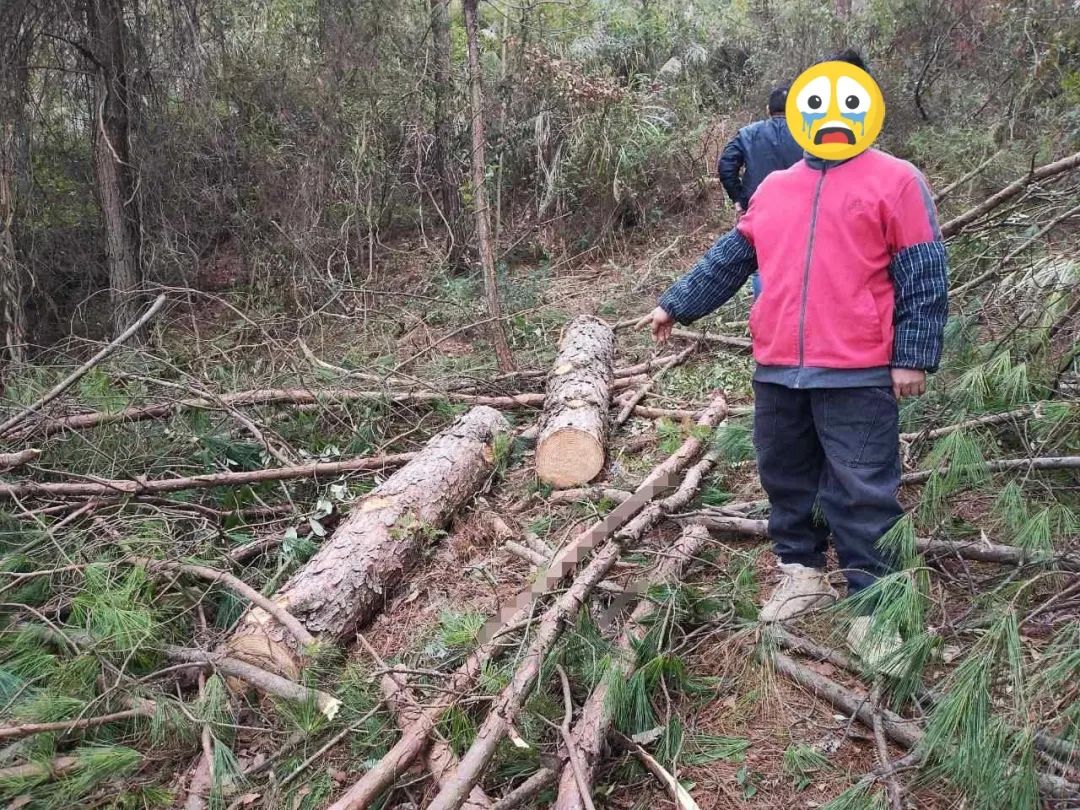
[846,616,904,675]
[759,563,839,622]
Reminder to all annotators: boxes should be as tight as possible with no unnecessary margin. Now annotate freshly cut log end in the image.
[536,316,615,488]
[535,427,605,489]
[225,405,509,677]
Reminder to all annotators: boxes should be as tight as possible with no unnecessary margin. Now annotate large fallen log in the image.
[536,316,615,488]
[225,406,509,679]
[427,442,725,810]
[327,394,727,810]
[554,524,712,810]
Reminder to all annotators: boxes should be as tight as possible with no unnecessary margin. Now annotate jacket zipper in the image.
[795,165,827,388]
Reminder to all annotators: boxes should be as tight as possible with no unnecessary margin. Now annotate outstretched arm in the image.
[657,228,758,325]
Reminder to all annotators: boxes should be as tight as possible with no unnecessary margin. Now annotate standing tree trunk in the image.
[0,0,33,366]
[85,0,146,343]
[226,406,509,679]
[535,316,615,488]
[462,0,515,373]
[429,0,466,272]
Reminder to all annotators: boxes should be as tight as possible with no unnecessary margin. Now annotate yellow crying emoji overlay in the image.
[786,61,885,160]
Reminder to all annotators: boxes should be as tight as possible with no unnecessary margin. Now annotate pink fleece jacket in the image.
[736,149,941,369]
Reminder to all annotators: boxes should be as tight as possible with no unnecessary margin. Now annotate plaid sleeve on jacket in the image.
[658,228,757,324]
[886,172,950,372]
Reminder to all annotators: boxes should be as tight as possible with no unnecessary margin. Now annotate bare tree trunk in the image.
[85,0,146,343]
[0,0,33,366]
[462,0,515,372]
[430,0,466,272]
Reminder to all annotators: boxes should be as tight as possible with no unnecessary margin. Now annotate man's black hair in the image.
[830,48,869,73]
[767,84,790,115]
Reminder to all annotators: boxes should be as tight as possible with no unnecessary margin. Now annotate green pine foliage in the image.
[783,744,831,790]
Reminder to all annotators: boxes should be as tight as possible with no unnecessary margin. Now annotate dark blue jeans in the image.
[752,381,903,593]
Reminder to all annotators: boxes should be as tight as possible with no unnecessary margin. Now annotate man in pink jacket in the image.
[643,52,948,665]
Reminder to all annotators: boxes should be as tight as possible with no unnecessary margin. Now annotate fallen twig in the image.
[0,293,167,438]
[132,557,315,648]
[690,510,1080,571]
[772,652,1079,800]
[615,732,702,810]
[0,703,153,741]
[940,150,1080,238]
[0,451,416,499]
[614,343,696,427]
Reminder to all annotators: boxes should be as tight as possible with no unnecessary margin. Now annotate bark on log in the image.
[225,406,508,679]
[536,316,615,488]
[554,525,711,810]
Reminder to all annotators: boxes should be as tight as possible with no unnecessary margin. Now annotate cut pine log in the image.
[535,316,615,488]
[225,406,509,679]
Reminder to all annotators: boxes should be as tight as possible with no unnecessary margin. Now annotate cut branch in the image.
[132,557,315,647]
[553,524,712,810]
[428,435,725,810]
[161,646,341,718]
[939,150,1080,238]
[614,343,696,428]
[0,293,166,438]
[772,652,1079,800]
[690,511,1080,571]
[901,455,1080,485]
[0,451,416,500]
[0,704,152,741]
[0,447,39,471]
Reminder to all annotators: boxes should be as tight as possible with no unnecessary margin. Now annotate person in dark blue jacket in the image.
[718,85,803,297]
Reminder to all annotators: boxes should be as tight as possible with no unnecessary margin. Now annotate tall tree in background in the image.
[85,0,146,341]
[0,0,34,365]
[429,0,466,272]
[462,0,515,372]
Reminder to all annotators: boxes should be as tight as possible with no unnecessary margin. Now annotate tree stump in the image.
[225,406,509,678]
[535,316,615,488]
